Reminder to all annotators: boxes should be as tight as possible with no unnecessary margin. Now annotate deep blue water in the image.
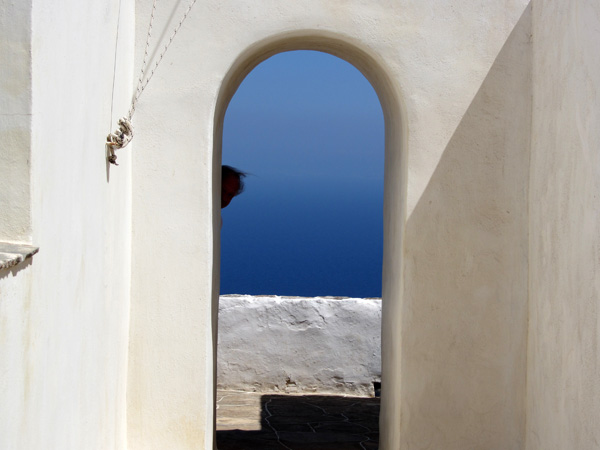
[220,176,383,298]
[220,50,385,298]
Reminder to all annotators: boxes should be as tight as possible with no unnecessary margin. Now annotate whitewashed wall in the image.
[0,0,134,449]
[0,4,34,446]
[217,295,381,396]
[129,1,532,449]
[2,1,597,449]
[526,1,600,448]
[400,7,532,448]
[0,0,31,243]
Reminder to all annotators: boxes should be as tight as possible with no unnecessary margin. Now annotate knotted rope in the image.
[106,0,197,165]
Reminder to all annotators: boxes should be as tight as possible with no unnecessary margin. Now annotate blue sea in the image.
[220,175,383,298]
[220,51,385,297]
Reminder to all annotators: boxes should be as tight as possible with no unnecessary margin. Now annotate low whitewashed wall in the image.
[218,295,381,396]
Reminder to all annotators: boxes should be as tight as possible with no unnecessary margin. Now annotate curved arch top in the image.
[214,30,406,134]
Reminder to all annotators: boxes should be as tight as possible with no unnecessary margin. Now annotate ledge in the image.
[0,242,39,270]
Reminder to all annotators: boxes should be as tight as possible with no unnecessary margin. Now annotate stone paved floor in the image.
[217,390,380,450]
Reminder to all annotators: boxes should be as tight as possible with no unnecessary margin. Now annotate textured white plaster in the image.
[0,264,33,450]
[401,7,532,449]
[217,295,381,396]
[526,1,600,448]
[2,1,598,450]
[0,0,32,243]
[0,0,134,449]
[129,1,533,449]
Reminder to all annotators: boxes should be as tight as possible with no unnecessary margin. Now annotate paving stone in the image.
[217,390,380,450]
[265,423,315,432]
[279,430,365,443]
[287,442,371,450]
[312,422,369,433]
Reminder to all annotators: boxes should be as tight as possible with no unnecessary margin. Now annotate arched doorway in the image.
[212,32,406,449]
[217,48,383,448]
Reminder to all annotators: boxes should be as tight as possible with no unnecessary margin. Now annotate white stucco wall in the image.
[400,7,532,449]
[217,295,381,396]
[526,1,600,448]
[0,0,134,449]
[1,1,598,449]
[129,1,532,449]
[0,6,35,446]
[0,0,31,243]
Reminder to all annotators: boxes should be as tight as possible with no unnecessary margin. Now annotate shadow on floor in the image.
[217,393,380,450]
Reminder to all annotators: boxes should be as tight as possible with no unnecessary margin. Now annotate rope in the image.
[106,0,198,165]
[129,0,159,121]
[109,0,124,138]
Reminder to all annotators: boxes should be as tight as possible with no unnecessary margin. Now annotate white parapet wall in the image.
[218,295,382,397]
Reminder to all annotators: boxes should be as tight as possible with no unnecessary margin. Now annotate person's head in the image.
[221,165,246,208]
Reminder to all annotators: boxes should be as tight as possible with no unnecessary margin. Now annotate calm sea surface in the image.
[220,176,384,298]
